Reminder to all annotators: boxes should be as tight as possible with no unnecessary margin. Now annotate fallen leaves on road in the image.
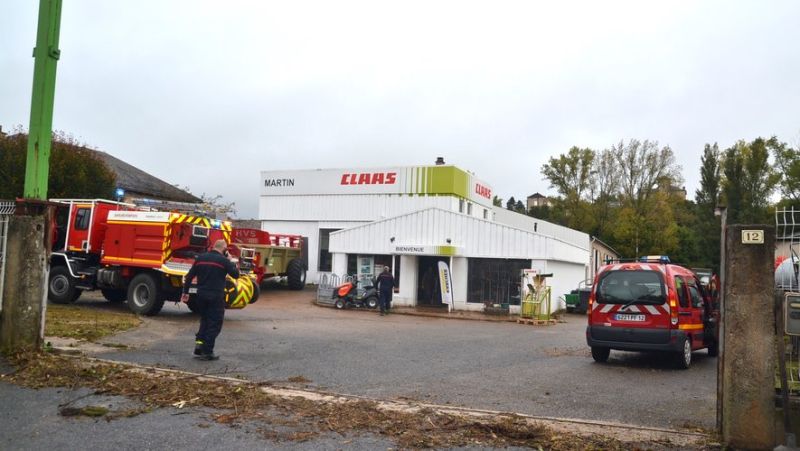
[4,351,715,449]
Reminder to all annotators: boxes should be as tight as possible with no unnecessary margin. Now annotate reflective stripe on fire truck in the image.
[678,323,704,330]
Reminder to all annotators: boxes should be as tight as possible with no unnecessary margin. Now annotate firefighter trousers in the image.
[195,291,226,355]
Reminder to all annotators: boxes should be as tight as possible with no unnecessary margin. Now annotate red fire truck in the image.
[48,199,257,316]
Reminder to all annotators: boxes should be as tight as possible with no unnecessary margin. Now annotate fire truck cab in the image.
[586,256,719,369]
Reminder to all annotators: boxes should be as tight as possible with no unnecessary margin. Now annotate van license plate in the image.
[615,314,645,322]
[188,288,197,294]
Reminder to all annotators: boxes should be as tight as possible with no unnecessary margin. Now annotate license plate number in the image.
[188,288,197,294]
[615,313,645,322]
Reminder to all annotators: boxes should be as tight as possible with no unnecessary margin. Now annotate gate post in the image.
[720,224,775,448]
[0,204,51,352]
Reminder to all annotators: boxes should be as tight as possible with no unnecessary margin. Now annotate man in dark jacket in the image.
[376,265,396,316]
[181,239,240,360]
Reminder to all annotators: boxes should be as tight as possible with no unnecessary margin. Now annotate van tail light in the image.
[587,292,594,318]
[669,288,678,326]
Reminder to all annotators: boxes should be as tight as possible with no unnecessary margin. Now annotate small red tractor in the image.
[48,199,257,316]
[229,228,306,290]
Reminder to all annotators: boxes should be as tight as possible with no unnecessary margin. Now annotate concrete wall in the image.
[721,224,775,449]
[0,214,48,351]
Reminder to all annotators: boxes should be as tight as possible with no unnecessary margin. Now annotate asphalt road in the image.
[79,286,717,432]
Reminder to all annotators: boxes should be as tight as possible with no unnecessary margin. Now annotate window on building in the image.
[467,258,530,305]
[483,208,488,219]
[318,229,340,272]
[459,199,464,213]
[467,203,473,215]
[74,208,91,230]
[346,254,400,287]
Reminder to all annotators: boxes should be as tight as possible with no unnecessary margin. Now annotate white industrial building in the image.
[259,162,591,313]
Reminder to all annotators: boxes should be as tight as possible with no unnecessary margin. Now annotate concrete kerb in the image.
[37,354,714,449]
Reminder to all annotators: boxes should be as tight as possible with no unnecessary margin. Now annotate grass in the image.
[45,304,141,342]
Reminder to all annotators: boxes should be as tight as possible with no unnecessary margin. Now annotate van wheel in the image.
[127,273,165,316]
[675,337,692,369]
[591,346,610,363]
[707,339,719,357]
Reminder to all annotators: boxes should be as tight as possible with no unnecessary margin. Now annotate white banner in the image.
[438,261,453,307]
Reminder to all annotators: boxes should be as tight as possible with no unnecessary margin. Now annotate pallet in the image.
[516,318,557,326]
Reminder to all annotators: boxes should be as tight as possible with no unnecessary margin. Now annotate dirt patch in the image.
[46,304,141,342]
[2,352,719,449]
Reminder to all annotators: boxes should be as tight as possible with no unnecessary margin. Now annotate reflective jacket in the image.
[183,250,240,295]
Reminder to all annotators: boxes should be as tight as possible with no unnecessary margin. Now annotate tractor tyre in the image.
[101,288,127,303]
[127,272,165,316]
[250,283,260,304]
[287,258,306,290]
[49,266,77,304]
[365,296,378,309]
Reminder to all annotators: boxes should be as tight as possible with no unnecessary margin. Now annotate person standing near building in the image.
[376,265,396,316]
[181,239,240,360]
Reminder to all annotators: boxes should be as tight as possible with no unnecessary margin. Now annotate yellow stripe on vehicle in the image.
[678,323,704,330]
[103,256,163,265]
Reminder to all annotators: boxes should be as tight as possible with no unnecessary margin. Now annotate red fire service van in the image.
[586,256,719,369]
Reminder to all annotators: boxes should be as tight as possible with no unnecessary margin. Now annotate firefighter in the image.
[181,239,240,360]
[376,265,396,316]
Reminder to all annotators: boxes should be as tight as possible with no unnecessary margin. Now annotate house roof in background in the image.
[91,150,201,203]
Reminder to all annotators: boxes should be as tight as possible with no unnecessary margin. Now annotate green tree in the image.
[693,143,722,270]
[541,147,595,230]
[0,128,116,200]
[492,195,503,207]
[514,199,526,213]
[773,136,800,204]
[588,148,620,240]
[610,139,683,257]
[721,137,781,224]
[506,196,516,211]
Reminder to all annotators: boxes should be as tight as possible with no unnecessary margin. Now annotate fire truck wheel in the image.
[49,266,77,304]
[591,346,610,363]
[287,259,306,290]
[675,337,692,369]
[334,299,346,310]
[250,283,260,304]
[101,289,127,303]
[127,273,165,316]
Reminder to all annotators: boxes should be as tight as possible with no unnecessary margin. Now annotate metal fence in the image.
[776,207,800,291]
[0,202,16,315]
[316,273,357,305]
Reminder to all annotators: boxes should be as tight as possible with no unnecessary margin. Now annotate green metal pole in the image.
[24,0,63,200]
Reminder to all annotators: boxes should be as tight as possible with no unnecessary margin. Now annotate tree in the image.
[0,128,116,200]
[773,136,800,204]
[693,143,722,270]
[515,200,525,213]
[588,148,620,240]
[721,137,781,224]
[541,147,595,230]
[492,195,503,207]
[609,139,683,257]
[506,196,516,211]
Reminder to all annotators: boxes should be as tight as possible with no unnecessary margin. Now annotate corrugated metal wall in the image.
[329,208,588,264]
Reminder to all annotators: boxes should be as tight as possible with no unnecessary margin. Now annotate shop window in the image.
[347,254,400,286]
[318,228,339,272]
[467,258,529,305]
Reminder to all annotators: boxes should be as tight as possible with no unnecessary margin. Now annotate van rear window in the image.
[596,270,666,305]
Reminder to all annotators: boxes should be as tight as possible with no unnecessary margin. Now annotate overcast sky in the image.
[3,1,799,218]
